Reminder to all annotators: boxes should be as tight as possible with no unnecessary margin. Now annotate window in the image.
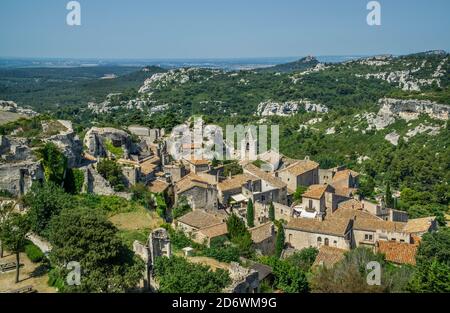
[333,240,337,246]
[317,237,322,246]
[364,234,373,241]
[309,200,313,209]
[288,234,292,243]
[324,238,329,246]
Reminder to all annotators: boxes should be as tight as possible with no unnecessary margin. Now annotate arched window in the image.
[324,238,329,246]
[317,237,322,246]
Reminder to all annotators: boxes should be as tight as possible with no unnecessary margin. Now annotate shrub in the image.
[25,243,45,263]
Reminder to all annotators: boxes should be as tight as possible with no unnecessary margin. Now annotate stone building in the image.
[243,164,288,205]
[175,210,227,246]
[276,157,319,193]
[175,173,218,211]
[285,217,353,251]
[249,222,276,255]
[352,218,410,250]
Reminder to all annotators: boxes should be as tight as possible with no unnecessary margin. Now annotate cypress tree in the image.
[247,199,255,228]
[275,223,285,258]
[269,202,275,221]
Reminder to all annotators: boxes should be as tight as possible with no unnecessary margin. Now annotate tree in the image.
[385,182,394,208]
[275,223,285,258]
[293,186,308,203]
[268,202,275,221]
[310,248,391,293]
[408,227,450,293]
[286,247,319,272]
[262,256,309,293]
[226,214,248,239]
[0,213,30,283]
[24,182,72,236]
[97,159,125,192]
[226,214,254,258]
[48,207,143,292]
[172,196,192,220]
[0,203,14,258]
[246,199,254,228]
[37,143,68,186]
[153,256,231,293]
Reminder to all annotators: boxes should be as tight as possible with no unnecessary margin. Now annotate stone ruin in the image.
[133,228,171,291]
[224,262,260,293]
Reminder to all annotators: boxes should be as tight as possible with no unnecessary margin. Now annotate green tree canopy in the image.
[48,207,143,292]
[24,182,73,236]
[246,199,255,228]
[153,255,231,293]
[0,213,30,283]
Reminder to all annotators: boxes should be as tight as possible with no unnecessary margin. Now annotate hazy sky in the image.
[0,0,449,59]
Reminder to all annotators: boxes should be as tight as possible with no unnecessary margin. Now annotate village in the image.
[0,115,440,293]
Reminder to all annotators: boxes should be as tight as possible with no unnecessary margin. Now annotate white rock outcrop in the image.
[257,100,328,116]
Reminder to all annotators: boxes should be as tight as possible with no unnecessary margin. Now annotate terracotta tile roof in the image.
[376,241,417,265]
[332,169,360,181]
[244,164,286,189]
[334,187,358,198]
[278,159,319,176]
[197,222,228,239]
[217,174,259,191]
[147,180,170,194]
[177,210,225,230]
[302,184,332,200]
[185,157,210,166]
[175,173,211,194]
[286,217,352,237]
[250,222,275,243]
[140,160,159,175]
[338,199,363,211]
[353,218,406,233]
[332,207,381,221]
[313,246,347,268]
[403,217,436,234]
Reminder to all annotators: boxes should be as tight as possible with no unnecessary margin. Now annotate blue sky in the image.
[0,0,449,59]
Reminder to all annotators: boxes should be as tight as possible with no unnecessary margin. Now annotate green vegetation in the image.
[25,242,45,263]
[104,139,124,159]
[0,213,30,283]
[260,256,309,293]
[293,186,308,203]
[275,224,285,258]
[268,202,275,222]
[24,182,73,236]
[172,196,192,220]
[48,207,143,292]
[97,159,126,192]
[153,255,231,293]
[246,199,255,228]
[408,227,450,292]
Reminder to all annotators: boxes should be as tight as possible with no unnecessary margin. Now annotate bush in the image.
[25,243,45,263]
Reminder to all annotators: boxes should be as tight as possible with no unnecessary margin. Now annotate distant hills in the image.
[257,56,320,73]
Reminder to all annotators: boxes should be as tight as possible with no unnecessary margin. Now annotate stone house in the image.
[298,184,338,218]
[175,210,227,247]
[243,164,288,205]
[217,173,259,205]
[164,163,188,183]
[353,218,410,250]
[175,173,218,211]
[184,157,210,174]
[254,201,293,225]
[402,217,438,237]
[285,217,353,251]
[249,222,276,255]
[276,157,319,193]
